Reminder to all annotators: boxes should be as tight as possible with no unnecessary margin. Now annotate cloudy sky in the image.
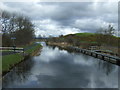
[0,0,118,37]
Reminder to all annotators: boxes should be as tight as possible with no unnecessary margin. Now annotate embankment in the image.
[2,43,42,76]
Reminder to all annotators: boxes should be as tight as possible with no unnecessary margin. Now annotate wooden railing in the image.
[0,47,24,52]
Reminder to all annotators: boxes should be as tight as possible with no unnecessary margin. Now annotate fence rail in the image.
[0,47,24,52]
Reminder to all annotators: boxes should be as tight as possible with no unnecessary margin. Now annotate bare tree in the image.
[96,24,115,36]
[2,10,35,46]
[107,24,115,35]
[1,10,11,33]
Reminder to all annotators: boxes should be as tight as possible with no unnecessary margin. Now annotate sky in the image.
[0,0,119,37]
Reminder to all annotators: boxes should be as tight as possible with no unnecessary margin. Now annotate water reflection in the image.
[97,60,117,76]
[2,43,119,88]
[3,58,34,88]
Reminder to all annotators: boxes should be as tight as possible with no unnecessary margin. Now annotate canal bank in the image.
[2,43,42,76]
[46,42,120,66]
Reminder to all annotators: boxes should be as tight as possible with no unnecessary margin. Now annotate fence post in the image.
[13,46,16,52]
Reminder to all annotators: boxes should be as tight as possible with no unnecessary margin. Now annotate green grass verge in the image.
[2,53,23,72]
[25,44,41,55]
[2,43,42,74]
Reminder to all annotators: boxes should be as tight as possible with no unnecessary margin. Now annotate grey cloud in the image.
[0,2,118,36]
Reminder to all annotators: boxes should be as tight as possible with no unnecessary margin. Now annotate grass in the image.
[76,33,95,36]
[25,44,41,55]
[2,53,23,72]
[2,43,42,74]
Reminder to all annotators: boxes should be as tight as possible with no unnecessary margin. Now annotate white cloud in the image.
[34,19,80,37]
[1,0,119,2]
[0,2,22,13]
[73,18,117,32]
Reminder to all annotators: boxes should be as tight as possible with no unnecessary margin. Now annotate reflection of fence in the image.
[0,47,24,52]
[68,46,120,65]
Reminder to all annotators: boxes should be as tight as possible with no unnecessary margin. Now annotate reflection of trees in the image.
[50,45,57,50]
[97,60,116,76]
[15,58,34,82]
[57,46,75,54]
[3,58,34,88]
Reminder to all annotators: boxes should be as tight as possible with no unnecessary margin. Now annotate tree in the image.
[14,15,34,45]
[1,10,35,46]
[96,24,115,36]
[107,25,115,35]
[1,10,11,33]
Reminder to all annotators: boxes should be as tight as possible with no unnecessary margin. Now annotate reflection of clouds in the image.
[86,64,118,88]
[31,64,57,76]
[87,74,96,88]
[29,62,57,84]
[72,53,118,88]
[29,46,69,87]
[34,46,68,63]
[88,70,118,88]
[73,55,96,65]
[33,46,118,88]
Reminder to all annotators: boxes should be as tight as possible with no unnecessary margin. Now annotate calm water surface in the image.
[2,42,119,88]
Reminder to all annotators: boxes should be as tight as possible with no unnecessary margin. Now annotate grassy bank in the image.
[47,33,120,57]
[2,43,42,76]
[2,53,23,72]
[25,44,41,56]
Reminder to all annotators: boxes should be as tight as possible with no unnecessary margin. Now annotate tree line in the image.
[1,10,35,46]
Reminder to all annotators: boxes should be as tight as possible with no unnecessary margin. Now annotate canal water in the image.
[2,42,119,88]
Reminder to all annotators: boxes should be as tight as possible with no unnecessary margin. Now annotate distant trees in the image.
[1,10,35,46]
[96,24,117,46]
[37,35,42,39]
[107,25,115,35]
[97,24,115,35]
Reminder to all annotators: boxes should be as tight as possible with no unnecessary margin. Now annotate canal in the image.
[2,42,119,88]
